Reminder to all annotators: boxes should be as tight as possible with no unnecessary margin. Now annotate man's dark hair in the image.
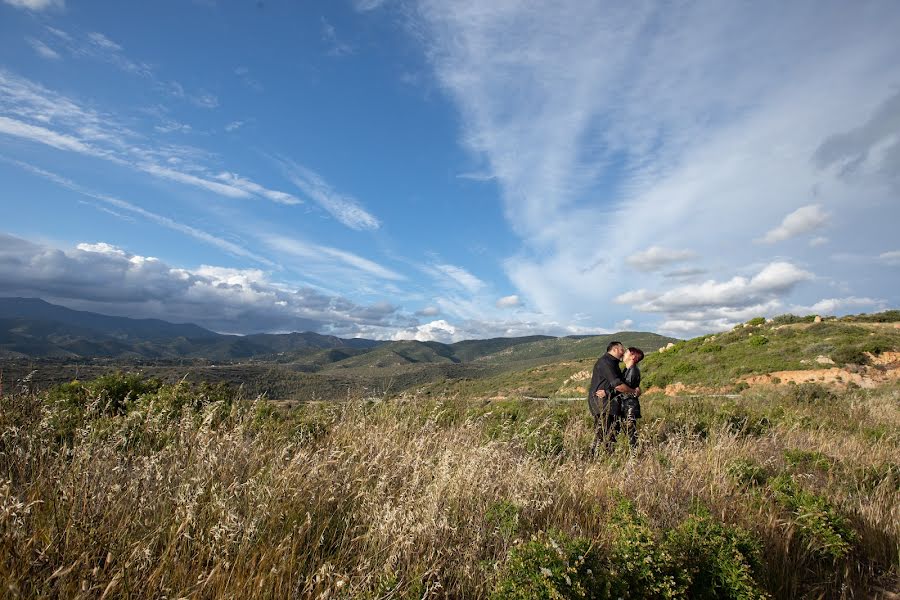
[606,341,624,353]
[628,347,645,362]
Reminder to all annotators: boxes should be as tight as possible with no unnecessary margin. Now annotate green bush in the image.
[783,449,832,471]
[700,344,723,353]
[666,513,769,599]
[770,475,857,561]
[791,384,837,405]
[748,335,769,347]
[491,532,609,600]
[830,346,869,366]
[486,500,521,539]
[746,317,767,326]
[605,500,687,599]
[727,459,769,486]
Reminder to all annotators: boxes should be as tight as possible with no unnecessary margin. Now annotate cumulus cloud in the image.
[495,294,521,308]
[283,163,380,230]
[390,316,599,343]
[616,261,814,336]
[625,246,697,272]
[758,204,831,244]
[790,296,884,316]
[0,233,412,335]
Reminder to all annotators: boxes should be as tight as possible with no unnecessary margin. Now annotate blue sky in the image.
[1,0,898,341]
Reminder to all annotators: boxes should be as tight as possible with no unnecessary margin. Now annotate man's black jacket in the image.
[587,353,625,418]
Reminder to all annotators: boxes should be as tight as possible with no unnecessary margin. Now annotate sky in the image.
[0,0,898,342]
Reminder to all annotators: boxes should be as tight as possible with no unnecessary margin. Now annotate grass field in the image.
[1,372,898,599]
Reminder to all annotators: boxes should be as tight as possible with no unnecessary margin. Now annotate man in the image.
[587,341,641,455]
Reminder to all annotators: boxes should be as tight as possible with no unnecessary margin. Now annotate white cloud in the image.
[495,294,521,308]
[408,1,900,330]
[790,296,884,316]
[415,306,440,316]
[354,0,386,11]
[758,204,831,244]
[321,18,354,57]
[0,233,411,335]
[0,71,297,205]
[432,263,486,294]
[224,120,244,132]
[265,235,405,282]
[879,250,900,266]
[615,319,634,330]
[283,163,380,230]
[3,157,274,265]
[616,261,814,336]
[809,236,829,247]
[391,319,457,342]
[3,0,62,10]
[86,32,122,52]
[26,37,61,59]
[625,246,697,272]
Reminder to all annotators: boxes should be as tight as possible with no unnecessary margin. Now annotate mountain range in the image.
[0,297,675,368]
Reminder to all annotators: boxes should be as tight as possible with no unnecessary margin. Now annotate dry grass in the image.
[1,379,898,599]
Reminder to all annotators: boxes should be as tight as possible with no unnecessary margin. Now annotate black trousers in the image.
[590,398,638,455]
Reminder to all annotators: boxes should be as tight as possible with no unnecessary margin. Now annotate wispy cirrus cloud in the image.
[0,69,299,205]
[2,157,275,266]
[409,1,900,332]
[31,27,218,108]
[26,37,61,59]
[265,235,404,282]
[3,0,62,11]
[283,163,380,230]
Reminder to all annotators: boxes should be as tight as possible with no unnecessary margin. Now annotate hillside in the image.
[639,312,900,391]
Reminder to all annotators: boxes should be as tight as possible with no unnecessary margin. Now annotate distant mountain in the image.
[0,298,382,360]
[0,298,677,367]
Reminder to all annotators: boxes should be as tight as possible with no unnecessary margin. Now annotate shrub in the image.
[700,344,723,353]
[486,500,521,539]
[605,500,687,599]
[783,449,832,471]
[491,532,609,600]
[770,475,857,561]
[830,346,869,366]
[727,459,769,486]
[748,335,769,347]
[666,513,769,599]
[791,383,837,405]
[746,317,767,326]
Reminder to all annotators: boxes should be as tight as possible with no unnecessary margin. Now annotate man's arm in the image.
[597,356,637,395]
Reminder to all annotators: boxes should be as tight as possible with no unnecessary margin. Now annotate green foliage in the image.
[605,500,687,599]
[783,449,833,471]
[746,318,767,326]
[843,310,900,323]
[790,384,837,405]
[491,532,609,600]
[699,344,723,353]
[748,335,768,347]
[727,458,769,487]
[770,475,857,561]
[666,513,769,599]
[771,314,816,325]
[486,500,521,539]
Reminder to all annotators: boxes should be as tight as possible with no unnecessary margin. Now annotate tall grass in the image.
[1,375,898,598]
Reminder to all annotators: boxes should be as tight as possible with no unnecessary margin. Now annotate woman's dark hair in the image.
[627,347,644,362]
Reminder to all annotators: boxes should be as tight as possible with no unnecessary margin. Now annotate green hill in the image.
[638,312,900,389]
